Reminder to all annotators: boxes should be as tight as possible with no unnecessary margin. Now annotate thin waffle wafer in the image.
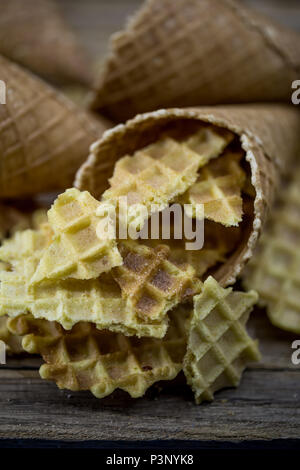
[31,189,122,284]
[243,168,300,334]
[8,304,191,398]
[184,276,260,404]
[180,149,246,226]
[0,262,23,354]
[0,0,92,86]
[0,55,108,198]
[90,0,300,121]
[103,127,232,229]
[0,226,169,337]
[113,240,201,322]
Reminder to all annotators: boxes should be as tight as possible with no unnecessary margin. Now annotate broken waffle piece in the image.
[0,316,23,355]
[0,258,169,338]
[184,276,260,404]
[0,226,169,337]
[243,168,300,334]
[113,240,202,322]
[31,189,122,284]
[8,304,191,399]
[180,150,246,226]
[102,127,232,230]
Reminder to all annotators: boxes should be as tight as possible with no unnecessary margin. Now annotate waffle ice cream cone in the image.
[76,105,300,286]
[0,0,92,86]
[0,55,109,198]
[8,304,190,399]
[90,0,300,121]
[184,276,260,404]
[243,167,300,334]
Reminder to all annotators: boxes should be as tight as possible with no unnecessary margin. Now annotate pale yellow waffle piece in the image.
[0,226,53,272]
[243,171,300,334]
[0,262,169,338]
[102,127,232,229]
[0,262,23,354]
[8,304,191,399]
[183,276,260,404]
[0,225,168,337]
[31,209,48,230]
[180,150,246,227]
[113,240,202,322]
[31,188,122,284]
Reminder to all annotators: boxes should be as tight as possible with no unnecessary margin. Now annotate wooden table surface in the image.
[1,0,300,446]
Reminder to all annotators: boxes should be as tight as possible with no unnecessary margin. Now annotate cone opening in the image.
[76,112,257,287]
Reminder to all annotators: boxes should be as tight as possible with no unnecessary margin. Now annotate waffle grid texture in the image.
[91,0,300,121]
[181,149,246,227]
[183,276,260,404]
[103,127,231,229]
[243,168,300,334]
[8,304,190,399]
[0,55,106,198]
[113,240,201,322]
[31,189,122,284]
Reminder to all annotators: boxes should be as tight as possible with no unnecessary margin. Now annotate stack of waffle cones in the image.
[1,0,300,405]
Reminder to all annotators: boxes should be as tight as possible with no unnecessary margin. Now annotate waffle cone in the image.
[0,55,110,198]
[75,104,300,286]
[90,0,300,121]
[0,0,92,86]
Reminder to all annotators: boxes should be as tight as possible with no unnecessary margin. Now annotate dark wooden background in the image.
[0,0,300,446]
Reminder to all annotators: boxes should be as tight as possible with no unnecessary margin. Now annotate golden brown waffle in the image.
[0,315,23,355]
[184,276,260,404]
[243,169,300,334]
[0,0,92,86]
[91,0,300,121]
[180,150,246,226]
[113,240,201,322]
[0,55,108,198]
[31,189,122,284]
[8,304,191,399]
[102,128,231,229]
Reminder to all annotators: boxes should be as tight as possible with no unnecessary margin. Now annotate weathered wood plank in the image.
[0,369,299,441]
[0,313,299,441]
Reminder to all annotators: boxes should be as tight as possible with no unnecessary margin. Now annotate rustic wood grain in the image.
[0,312,299,441]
